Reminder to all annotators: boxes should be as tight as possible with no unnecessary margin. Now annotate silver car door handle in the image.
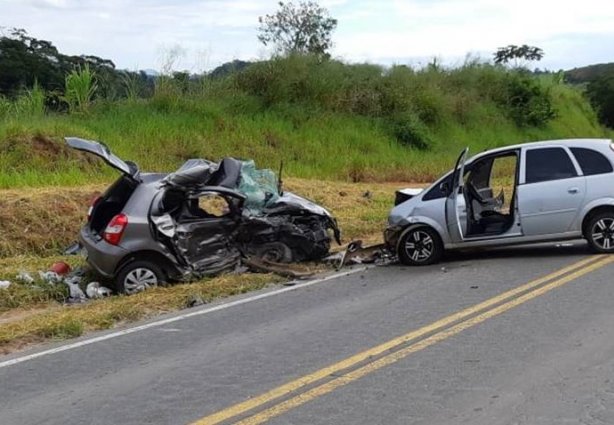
[568,187,579,194]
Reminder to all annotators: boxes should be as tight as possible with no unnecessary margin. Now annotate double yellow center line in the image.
[193,254,613,425]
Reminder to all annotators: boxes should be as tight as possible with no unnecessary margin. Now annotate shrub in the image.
[587,73,614,128]
[501,73,557,127]
[389,112,431,150]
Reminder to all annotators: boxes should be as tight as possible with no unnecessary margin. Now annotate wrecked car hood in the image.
[266,192,332,218]
[65,137,140,180]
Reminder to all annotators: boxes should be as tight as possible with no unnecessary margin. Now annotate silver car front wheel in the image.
[588,214,614,252]
[397,226,443,266]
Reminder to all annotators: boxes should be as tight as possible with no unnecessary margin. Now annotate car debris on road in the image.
[8,262,113,304]
[65,137,342,294]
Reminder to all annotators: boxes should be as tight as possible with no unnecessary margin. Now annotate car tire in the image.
[254,242,294,263]
[397,226,443,266]
[115,260,165,295]
[585,212,614,253]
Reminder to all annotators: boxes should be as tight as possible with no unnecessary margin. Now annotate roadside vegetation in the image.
[0,55,607,187]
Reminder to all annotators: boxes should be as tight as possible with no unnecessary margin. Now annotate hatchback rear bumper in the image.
[79,227,128,278]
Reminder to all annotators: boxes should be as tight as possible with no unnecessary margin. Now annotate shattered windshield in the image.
[237,160,280,215]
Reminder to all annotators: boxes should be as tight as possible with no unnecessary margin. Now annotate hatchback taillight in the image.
[87,196,101,221]
[103,214,128,246]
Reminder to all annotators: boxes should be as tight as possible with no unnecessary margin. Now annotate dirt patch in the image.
[0,185,103,257]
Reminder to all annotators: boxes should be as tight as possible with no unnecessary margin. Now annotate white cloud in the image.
[1,0,613,70]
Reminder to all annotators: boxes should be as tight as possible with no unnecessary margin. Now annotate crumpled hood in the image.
[265,192,332,217]
[265,192,341,244]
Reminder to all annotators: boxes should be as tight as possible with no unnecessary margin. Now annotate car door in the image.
[174,189,246,274]
[445,148,469,242]
[517,146,586,236]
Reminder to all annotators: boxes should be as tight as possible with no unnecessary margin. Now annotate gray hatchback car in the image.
[386,138,614,265]
[66,137,340,294]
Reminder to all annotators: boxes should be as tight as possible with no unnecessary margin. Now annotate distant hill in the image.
[566,63,614,84]
[209,60,253,79]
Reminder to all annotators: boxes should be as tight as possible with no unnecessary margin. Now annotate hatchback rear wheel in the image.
[397,226,443,266]
[115,260,164,295]
[586,212,614,253]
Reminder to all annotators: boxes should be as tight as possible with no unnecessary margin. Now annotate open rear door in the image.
[445,147,469,242]
[65,137,140,181]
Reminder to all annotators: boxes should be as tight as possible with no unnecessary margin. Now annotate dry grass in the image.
[0,178,419,352]
[0,185,102,257]
[0,273,280,353]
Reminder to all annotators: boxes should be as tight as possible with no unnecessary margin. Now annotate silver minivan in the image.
[385,139,614,265]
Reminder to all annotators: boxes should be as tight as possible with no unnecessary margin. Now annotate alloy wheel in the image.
[404,230,435,262]
[591,218,614,250]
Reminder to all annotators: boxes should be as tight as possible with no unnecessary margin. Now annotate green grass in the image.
[0,58,609,188]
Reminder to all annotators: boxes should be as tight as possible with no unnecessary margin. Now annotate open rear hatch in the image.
[65,137,140,181]
[65,137,141,236]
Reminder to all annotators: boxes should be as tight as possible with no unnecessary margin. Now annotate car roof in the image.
[470,138,613,160]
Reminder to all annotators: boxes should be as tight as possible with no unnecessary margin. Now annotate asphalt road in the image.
[2,242,614,425]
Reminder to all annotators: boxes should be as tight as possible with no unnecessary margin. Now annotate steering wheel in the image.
[466,181,488,205]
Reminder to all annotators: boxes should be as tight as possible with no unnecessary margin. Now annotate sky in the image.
[2,0,614,72]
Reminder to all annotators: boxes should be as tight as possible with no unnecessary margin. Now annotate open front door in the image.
[445,147,469,242]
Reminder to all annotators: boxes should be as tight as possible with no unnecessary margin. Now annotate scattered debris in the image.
[86,282,112,299]
[38,271,62,284]
[186,294,206,308]
[243,257,315,279]
[64,241,83,255]
[49,261,71,276]
[362,191,372,199]
[441,267,448,273]
[64,275,87,303]
[16,271,34,284]
[470,285,479,289]
[333,240,389,269]
[0,280,11,289]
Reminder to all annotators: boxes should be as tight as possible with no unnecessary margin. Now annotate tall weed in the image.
[64,64,97,113]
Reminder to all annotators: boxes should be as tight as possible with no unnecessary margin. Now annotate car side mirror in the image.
[439,181,450,195]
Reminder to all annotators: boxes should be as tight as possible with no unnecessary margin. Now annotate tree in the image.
[0,28,117,99]
[493,44,544,68]
[258,1,338,58]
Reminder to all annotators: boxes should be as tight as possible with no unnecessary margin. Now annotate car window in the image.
[570,148,613,176]
[423,174,452,201]
[525,148,577,184]
[197,193,231,217]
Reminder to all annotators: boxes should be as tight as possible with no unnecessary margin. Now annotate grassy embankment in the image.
[0,56,608,187]
[0,56,610,351]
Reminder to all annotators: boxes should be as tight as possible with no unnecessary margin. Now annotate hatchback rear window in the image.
[525,147,577,184]
[570,147,613,176]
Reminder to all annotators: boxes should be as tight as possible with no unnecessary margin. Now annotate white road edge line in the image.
[0,267,368,369]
